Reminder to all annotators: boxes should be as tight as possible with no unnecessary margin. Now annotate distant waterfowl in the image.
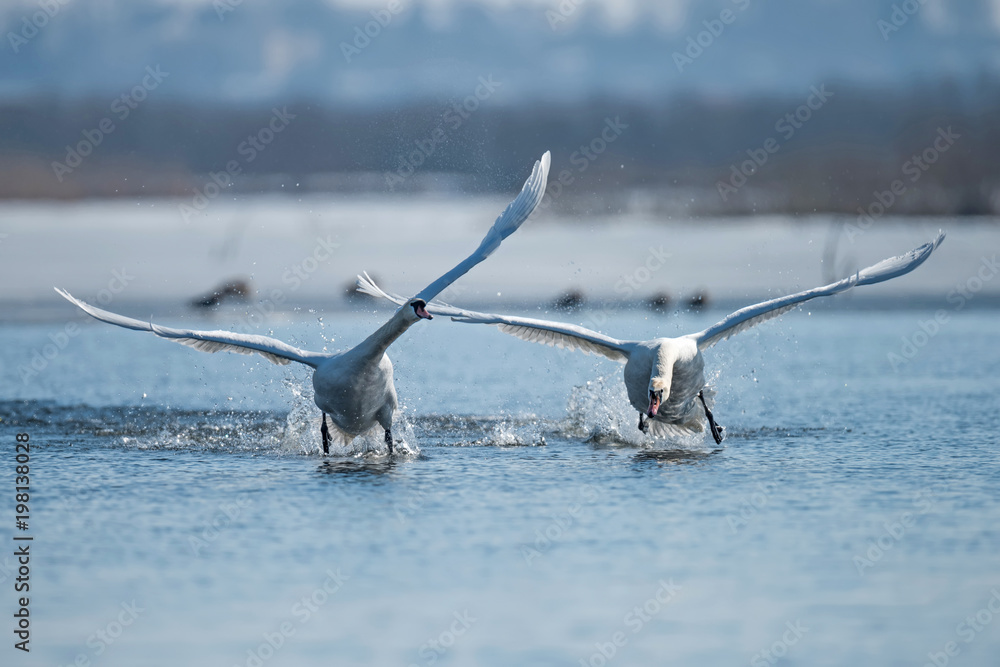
[647,292,672,312]
[553,289,585,311]
[190,278,252,308]
[57,151,551,455]
[361,233,944,443]
[686,290,709,309]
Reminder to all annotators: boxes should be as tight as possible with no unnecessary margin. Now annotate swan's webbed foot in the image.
[698,391,724,445]
[321,413,330,455]
[384,427,393,455]
[638,413,648,433]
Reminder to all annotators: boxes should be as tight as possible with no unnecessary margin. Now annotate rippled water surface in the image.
[1,306,998,667]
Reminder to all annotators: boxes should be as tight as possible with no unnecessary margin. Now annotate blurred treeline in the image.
[1,76,997,217]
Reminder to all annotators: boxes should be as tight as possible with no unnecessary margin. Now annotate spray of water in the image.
[563,374,711,449]
[278,372,420,457]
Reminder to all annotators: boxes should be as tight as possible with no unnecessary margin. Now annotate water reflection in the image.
[633,448,723,466]
[316,457,398,478]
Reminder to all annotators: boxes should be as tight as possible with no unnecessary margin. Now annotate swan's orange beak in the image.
[647,390,660,417]
[414,303,432,320]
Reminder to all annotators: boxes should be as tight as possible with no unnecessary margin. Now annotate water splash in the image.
[278,373,420,458]
[562,375,710,449]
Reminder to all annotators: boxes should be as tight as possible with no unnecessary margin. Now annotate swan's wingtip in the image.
[356,271,378,289]
[54,286,75,302]
[537,151,551,179]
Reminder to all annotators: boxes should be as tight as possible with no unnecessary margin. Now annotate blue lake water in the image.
[1,304,998,667]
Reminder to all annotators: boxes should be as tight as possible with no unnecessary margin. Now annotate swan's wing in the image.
[355,271,407,307]
[413,151,550,303]
[690,232,945,350]
[451,309,634,363]
[357,275,632,361]
[356,272,471,318]
[55,288,327,368]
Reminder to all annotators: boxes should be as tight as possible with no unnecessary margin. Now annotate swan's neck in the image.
[649,343,677,393]
[355,307,416,360]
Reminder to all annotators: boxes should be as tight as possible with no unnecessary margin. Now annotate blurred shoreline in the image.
[3,79,998,217]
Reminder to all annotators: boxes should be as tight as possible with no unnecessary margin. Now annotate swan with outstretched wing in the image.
[361,232,944,443]
[58,151,551,455]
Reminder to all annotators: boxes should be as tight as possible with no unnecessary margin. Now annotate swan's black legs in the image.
[384,427,394,455]
[321,413,330,455]
[638,413,648,433]
[698,391,724,445]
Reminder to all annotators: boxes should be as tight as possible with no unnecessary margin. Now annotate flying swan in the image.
[56,151,551,455]
[359,232,944,443]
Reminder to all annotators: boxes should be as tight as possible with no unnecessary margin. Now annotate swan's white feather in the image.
[452,311,633,363]
[355,272,406,306]
[690,232,945,350]
[55,288,326,368]
[414,151,550,303]
[356,273,472,318]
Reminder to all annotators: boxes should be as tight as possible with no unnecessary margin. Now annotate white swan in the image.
[56,151,551,454]
[359,232,944,443]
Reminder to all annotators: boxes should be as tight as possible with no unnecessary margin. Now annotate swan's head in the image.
[646,344,674,417]
[647,385,666,417]
[409,299,432,320]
